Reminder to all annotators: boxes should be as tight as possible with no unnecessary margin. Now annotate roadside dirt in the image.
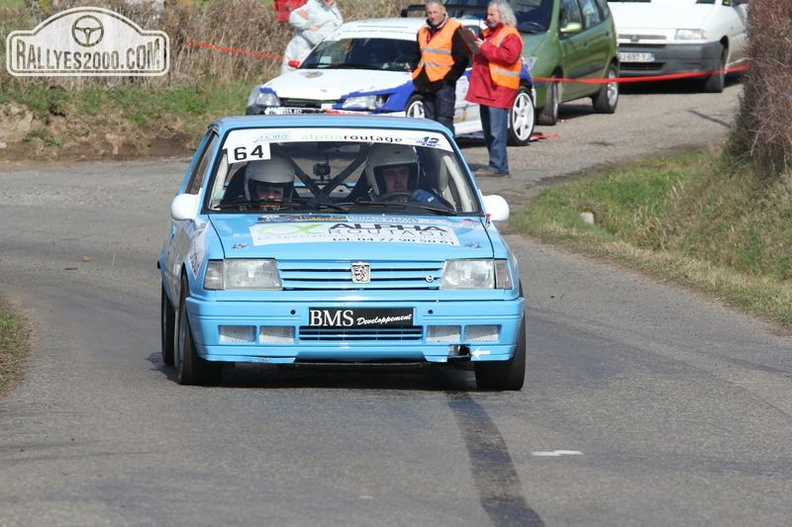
[0,101,195,168]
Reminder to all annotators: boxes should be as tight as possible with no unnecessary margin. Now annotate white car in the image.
[608,0,749,92]
[246,17,536,146]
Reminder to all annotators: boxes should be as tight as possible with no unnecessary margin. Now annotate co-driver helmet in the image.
[364,144,419,196]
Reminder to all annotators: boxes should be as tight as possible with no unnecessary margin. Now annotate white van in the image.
[607,0,749,92]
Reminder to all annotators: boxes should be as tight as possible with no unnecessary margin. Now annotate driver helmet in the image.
[243,156,295,202]
[364,144,419,196]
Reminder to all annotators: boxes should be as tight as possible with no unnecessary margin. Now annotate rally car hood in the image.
[609,1,714,32]
[209,214,495,260]
[262,69,410,99]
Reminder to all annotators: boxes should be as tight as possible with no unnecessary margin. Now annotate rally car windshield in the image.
[205,128,483,216]
[300,37,416,72]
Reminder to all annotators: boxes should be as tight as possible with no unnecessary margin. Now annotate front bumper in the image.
[186,297,525,364]
[245,105,406,117]
[617,41,723,77]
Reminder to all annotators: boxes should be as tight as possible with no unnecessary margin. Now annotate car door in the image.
[725,0,749,66]
[559,0,612,100]
[165,130,219,300]
[557,0,589,101]
[453,22,481,132]
[454,73,476,125]
[577,0,613,91]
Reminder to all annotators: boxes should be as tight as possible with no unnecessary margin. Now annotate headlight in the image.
[675,29,707,40]
[341,94,387,111]
[204,259,282,290]
[440,259,512,290]
[248,88,281,108]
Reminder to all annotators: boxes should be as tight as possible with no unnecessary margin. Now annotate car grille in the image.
[619,34,667,43]
[280,98,337,109]
[299,327,423,341]
[279,260,444,290]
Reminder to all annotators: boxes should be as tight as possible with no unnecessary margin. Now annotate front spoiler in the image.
[186,297,525,364]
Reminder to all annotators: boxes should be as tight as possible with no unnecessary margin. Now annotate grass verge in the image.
[3,79,252,158]
[511,148,792,332]
[0,298,32,401]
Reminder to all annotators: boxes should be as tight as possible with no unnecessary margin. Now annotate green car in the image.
[423,0,620,125]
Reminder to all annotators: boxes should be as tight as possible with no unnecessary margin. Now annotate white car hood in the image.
[263,69,410,99]
[610,1,714,33]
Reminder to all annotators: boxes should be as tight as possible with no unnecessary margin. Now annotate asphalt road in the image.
[2,79,791,527]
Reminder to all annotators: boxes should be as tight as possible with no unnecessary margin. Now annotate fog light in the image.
[219,325,256,343]
[260,326,294,344]
[465,325,499,342]
[427,325,461,343]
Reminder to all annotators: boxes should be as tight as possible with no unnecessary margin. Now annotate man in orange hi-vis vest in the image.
[465,0,523,177]
[410,0,470,136]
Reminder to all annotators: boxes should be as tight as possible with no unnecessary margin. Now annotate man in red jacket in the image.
[465,0,523,177]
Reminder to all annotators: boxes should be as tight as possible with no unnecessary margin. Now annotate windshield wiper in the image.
[400,202,457,216]
[305,201,350,213]
[215,199,302,210]
[315,63,374,70]
[335,199,456,215]
[336,199,406,209]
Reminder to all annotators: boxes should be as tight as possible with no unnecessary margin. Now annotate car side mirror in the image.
[482,195,510,222]
[288,59,301,69]
[560,22,583,35]
[171,193,200,221]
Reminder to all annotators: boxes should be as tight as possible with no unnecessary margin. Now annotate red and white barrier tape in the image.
[185,38,284,61]
[185,38,749,84]
[534,65,748,84]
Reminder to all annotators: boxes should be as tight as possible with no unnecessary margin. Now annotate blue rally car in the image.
[158,115,526,390]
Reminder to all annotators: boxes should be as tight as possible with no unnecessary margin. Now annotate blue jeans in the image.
[479,105,509,174]
[422,83,456,136]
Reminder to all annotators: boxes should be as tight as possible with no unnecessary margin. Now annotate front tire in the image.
[507,85,535,146]
[405,94,425,119]
[474,317,526,391]
[592,62,619,114]
[703,45,727,93]
[161,285,175,366]
[175,274,223,386]
[537,73,561,126]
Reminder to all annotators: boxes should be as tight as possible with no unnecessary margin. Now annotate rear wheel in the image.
[592,62,619,114]
[507,85,535,146]
[175,275,223,386]
[703,45,727,93]
[405,94,425,119]
[161,285,175,366]
[537,74,561,125]
[474,316,526,391]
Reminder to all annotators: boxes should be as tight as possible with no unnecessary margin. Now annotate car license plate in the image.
[263,107,315,115]
[308,308,413,328]
[619,52,655,63]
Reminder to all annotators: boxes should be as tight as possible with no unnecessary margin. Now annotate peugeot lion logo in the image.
[351,263,371,284]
